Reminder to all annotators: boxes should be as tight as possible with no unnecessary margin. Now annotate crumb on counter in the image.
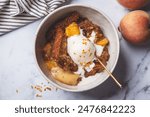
[36,94,42,98]
[44,86,51,91]
[33,85,43,92]
[31,83,58,98]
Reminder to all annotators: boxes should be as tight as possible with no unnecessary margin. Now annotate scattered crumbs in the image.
[34,85,43,92]
[31,82,58,98]
[36,94,42,98]
[44,86,51,91]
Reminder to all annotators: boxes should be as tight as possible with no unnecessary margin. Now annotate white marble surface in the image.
[0,0,150,100]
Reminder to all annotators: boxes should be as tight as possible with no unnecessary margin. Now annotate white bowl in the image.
[34,4,120,92]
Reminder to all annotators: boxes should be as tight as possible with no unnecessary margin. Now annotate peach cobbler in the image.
[43,11,110,85]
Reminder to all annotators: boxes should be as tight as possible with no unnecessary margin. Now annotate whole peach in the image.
[117,0,149,10]
[119,10,150,44]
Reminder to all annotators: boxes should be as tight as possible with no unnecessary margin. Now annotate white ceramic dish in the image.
[34,4,120,92]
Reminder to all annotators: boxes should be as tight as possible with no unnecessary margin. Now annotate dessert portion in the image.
[43,11,110,85]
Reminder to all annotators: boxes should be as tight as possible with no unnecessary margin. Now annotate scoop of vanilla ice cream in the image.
[89,31,104,57]
[67,32,95,66]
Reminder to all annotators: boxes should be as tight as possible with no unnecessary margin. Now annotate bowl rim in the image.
[34,4,120,92]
